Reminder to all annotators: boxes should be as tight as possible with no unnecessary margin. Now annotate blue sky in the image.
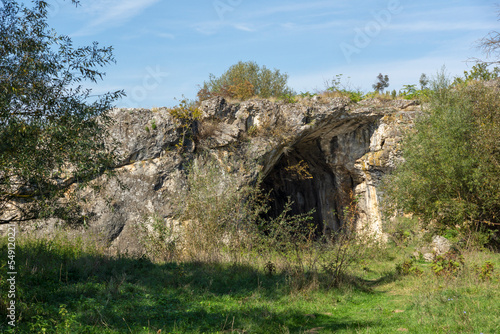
[45,0,499,108]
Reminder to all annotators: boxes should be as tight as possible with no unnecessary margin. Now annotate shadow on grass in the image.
[0,241,396,333]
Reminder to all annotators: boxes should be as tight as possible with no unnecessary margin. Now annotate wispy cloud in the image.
[387,21,498,33]
[247,1,348,18]
[194,21,259,35]
[72,0,161,36]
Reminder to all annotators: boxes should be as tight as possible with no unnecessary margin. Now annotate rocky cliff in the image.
[18,97,420,254]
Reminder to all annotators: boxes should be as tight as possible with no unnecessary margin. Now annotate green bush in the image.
[383,67,500,237]
[168,98,202,151]
[197,61,294,101]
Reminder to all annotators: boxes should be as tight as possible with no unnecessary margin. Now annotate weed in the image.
[474,261,495,281]
[396,258,423,276]
[432,250,464,277]
[264,261,276,276]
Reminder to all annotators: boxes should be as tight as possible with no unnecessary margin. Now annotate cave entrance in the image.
[261,138,355,237]
[261,121,377,237]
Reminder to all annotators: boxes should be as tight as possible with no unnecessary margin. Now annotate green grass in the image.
[1,235,499,333]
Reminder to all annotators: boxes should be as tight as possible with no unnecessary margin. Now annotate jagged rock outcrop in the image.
[10,97,420,254]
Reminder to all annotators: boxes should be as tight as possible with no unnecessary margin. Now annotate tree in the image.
[419,73,429,90]
[372,73,389,93]
[0,0,124,224]
[197,61,294,101]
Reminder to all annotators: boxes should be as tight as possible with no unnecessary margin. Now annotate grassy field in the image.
[0,233,499,334]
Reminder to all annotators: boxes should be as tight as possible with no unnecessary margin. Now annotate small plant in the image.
[323,74,364,102]
[264,261,276,276]
[151,119,157,130]
[278,93,297,103]
[474,261,495,281]
[169,98,202,151]
[319,192,369,287]
[432,250,464,277]
[247,125,258,137]
[453,63,500,86]
[137,214,178,263]
[396,258,423,276]
[399,84,418,99]
[299,91,317,98]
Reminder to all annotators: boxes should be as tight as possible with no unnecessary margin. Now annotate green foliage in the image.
[398,84,431,101]
[324,74,365,102]
[168,98,202,151]
[399,84,418,99]
[396,258,423,276]
[170,155,263,262]
[137,213,178,262]
[298,91,317,98]
[372,73,389,93]
[257,199,316,261]
[452,63,500,86]
[419,73,430,90]
[432,251,464,277]
[0,0,124,224]
[197,61,294,101]
[474,261,495,281]
[383,68,500,234]
[277,93,297,103]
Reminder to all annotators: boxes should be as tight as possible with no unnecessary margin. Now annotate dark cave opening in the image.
[261,122,376,237]
[262,140,345,237]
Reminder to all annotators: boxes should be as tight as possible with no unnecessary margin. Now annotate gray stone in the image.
[7,97,420,254]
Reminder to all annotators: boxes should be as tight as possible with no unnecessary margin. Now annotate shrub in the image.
[168,98,202,151]
[169,155,263,262]
[197,61,294,101]
[432,250,464,277]
[474,261,495,281]
[137,213,178,262]
[383,68,500,237]
[396,258,423,276]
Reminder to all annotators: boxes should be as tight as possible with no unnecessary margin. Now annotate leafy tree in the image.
[383,70,500,232]
[0,0,124,224]
[372,73,389,93]
[419,73,429,90]
[197,61,294,101]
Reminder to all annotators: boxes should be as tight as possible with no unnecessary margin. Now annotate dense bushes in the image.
[197,61,294,101]
[383,68,500,236]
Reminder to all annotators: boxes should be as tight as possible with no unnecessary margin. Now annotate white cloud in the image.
[72,0,161,36]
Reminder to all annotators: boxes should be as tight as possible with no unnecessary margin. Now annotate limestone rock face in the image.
[12,97,419,253]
